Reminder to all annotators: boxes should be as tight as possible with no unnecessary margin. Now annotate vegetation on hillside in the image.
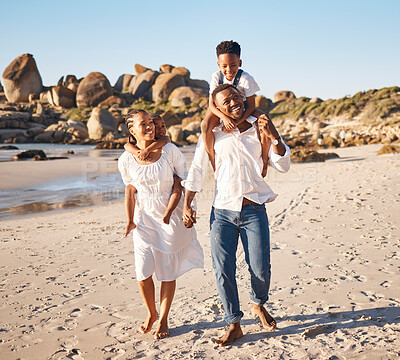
[269,86,400,123]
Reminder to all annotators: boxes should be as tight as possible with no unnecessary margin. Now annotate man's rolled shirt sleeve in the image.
[268,141,291,173]
[181,137,209,192]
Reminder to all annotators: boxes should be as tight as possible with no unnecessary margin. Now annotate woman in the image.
[118,109,203,339]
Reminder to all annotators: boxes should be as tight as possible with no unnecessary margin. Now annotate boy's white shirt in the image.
[209,70,260,100]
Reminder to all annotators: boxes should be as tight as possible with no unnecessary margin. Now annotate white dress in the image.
[118,143,204,281]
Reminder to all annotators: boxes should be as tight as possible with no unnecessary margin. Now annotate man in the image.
[182,84,291,346]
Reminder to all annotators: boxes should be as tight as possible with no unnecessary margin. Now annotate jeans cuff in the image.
[224,311,244,325]
[250,295,268,306]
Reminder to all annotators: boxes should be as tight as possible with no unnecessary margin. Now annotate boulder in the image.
[98,95,125,108]
[129,70,159,100]
[14,149,46,160]
[273,90,296,103]
[48,86,76,108]
[135,64,151,75]
[310,97,323,104]
[182,120,201,133]
[28,93,39,102]
[160,64,174,73]
[377,144,400,155]
[160,110,181,127]
[76,72,113,108]
[114,74,134,92]
[171,67,190,81]
[168,125,183,143]
[2,54,43,103]
[168,86,207,107]
[291,149,339,163]
[152,73,185,103]
[255,95,272,112]
[0,145,19,150]
[186,134,199,144]
[187,79,209,92]
[87,107,117,140]
[0,129,28,143]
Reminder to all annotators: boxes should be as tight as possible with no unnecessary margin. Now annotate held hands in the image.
[182,205,196,228]
[123,222,136,237]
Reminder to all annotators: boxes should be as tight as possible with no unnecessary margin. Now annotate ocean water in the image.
[0,143,196,219]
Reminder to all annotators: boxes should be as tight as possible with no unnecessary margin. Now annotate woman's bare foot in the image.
[154,319,169,339]
[251,304,276,330]
[215,322,243,347]
[139,311,158,334]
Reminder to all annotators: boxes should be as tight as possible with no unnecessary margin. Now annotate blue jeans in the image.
[210,203,271,324]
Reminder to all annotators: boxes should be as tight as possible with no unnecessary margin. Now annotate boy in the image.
[201,40,270,176]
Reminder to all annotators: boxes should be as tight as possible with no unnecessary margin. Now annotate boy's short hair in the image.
[216,41,241,57]
[211,83,238,102]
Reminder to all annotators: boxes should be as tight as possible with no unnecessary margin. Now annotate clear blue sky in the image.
[1,0,398,100]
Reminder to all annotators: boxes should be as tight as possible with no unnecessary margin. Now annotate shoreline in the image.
[0,143,399,359]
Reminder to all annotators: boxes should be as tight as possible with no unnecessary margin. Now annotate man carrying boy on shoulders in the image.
[182,84,291,346]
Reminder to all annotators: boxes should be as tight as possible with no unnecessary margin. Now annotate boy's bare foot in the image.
[139,311,158,334]
[251,304,276,330]
[154,319,169,339]
[215,322,243,347]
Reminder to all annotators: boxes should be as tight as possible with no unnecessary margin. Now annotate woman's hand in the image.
[123,222,136,237]
[182,206,196,228]
[162,210,172,224]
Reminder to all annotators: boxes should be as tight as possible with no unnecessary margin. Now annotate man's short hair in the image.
[211,83,238,102]
[216,40,241,57]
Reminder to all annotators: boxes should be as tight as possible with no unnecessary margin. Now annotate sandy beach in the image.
[0,144,399,359]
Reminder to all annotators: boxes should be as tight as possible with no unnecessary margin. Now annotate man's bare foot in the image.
[139,311,158,334]
[251,304,276,330]
[215,322,243,347]
[154,319,169,339]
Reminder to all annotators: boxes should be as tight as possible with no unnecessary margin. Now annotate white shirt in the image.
[183,118,291,212]
[209,70,260,101]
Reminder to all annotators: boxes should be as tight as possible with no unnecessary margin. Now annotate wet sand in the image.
[0,144,399,359]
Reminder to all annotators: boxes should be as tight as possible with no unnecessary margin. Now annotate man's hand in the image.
[123,222,136,237]
[182,206,196,228]
[257,114,280,140]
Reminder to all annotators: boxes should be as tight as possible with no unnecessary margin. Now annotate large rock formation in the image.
[87,107,116,140]
[47,86,76,108]
[76,72,112,108]
[134,64,151,75]
[129,70,159,100]
[152,73,185,103]
[273,90,296,103]
[168,86,207,107]
[2,54,43,103]
[114,74,134,92]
